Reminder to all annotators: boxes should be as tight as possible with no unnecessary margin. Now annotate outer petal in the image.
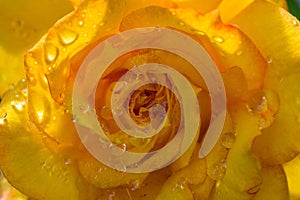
[0,0,73,95]
[211,105,262,200]
[0,81,101,200]
[23,0,175,141]
[225,0,300,165]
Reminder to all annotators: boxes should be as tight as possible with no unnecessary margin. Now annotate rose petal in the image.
[0,0,73,95]
[211,105,262,200]
[0,81,101,200]
[227,0,300,165]
[283,154,300,199]
[120,6,267,91]
[253,166,289,200]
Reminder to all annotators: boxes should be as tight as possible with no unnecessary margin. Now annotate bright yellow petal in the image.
[0,0,73,95]
[219,0,288,23]
[156,158,206,200]
[211,105,262,200]
[283,154,300,199]
[0,81,101,200]
[23,0,175,138]
[226,0,300,165]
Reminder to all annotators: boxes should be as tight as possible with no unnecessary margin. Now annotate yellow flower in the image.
[0,0,300,199]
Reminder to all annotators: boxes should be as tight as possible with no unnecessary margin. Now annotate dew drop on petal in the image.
[99,21,105,27]
[247,90,279,116]
[0,109,7,125]
[100,106,112,120]
[172,177,186,192]
[178,21,185,26]
[109,192,116,200]
[78,20,84,26]
[44,44,59,63]
[207,160,227,180]
[221,132,236,149]
[11,100,26,111]
[212,36,224,43]
[130,179,141,191]
[292,19,299,26]
[235,49,243,56]
[58,29,78,45]
[193,29,206,36]
[266,56,273,64]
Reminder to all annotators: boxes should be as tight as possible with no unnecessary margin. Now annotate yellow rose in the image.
[0,0,300,199]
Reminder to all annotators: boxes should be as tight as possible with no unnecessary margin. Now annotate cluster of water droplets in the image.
[0,79,28,126]
[172,177,187,192]
[247,90,280,130]
[207,159,227,181]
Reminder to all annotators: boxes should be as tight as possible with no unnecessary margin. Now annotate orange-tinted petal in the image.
[120,6,266,91]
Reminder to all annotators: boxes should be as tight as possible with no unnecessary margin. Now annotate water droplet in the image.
[109,192,116,200]
[212,36,224,43]
[121,143,127,152]
[247,92,267,113]
[30,94,52,126]
[266,56,273,64]
[78,20,84,26]
[292,19,299,26]
[258,117,274,130]
[207,160,227,180]
[44,44,59,63]
[64,158,71,165]
[72,115,79,123]
[221,132,236,149]
[99,22,105,27]
[58,29,78,45]
[172,177,186,191]
[235,49,243,56]
[0,109,7,125]
[179,21,185,26]
[11,100,26,111]
[193,29,206,36]
[247,90,279,117]
[130,179,141,191]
